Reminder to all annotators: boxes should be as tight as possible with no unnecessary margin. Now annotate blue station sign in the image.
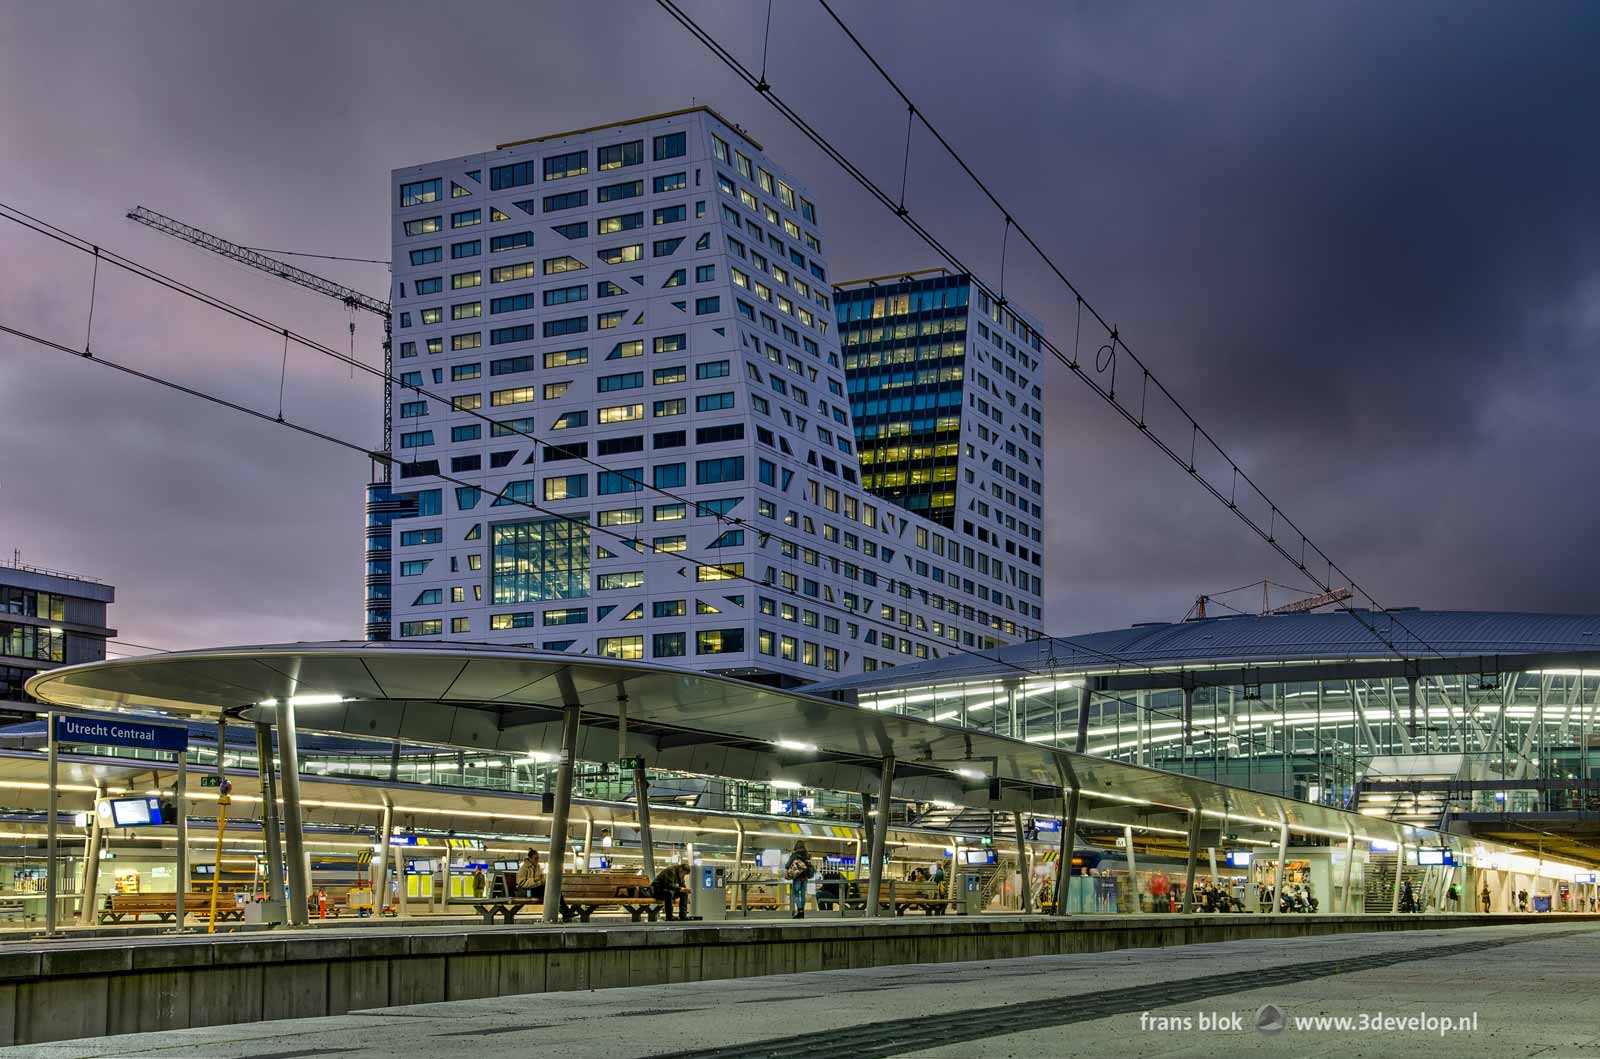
[55,713,189,753]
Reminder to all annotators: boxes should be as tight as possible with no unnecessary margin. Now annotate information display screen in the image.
[1225,850,1252,868]
[107,797,164,827]
[960,849,997,866]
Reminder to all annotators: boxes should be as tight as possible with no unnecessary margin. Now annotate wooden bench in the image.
[556,872,664,923]
[447,895,540,924]
[732,882,782,912]
[98,892,245,924]
[883,880,950,915]
[99,893,178,923]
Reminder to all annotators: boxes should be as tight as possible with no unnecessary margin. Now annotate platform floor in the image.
[14,920,1599,1058]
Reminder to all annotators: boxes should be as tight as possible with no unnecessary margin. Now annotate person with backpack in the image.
[786,841,815,919]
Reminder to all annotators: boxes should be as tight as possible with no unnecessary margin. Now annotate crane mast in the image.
[125,205,393,479]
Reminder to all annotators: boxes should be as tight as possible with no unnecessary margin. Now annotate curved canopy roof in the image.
[22,641,1571,862]
[811,610,1600,697]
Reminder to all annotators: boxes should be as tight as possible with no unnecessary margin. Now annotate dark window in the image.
[489,162,537,190]
[695,424,744,444]
[542,190,588,212]
[653,132,686,161]
[597,179,643,203]
[597,435,644,456]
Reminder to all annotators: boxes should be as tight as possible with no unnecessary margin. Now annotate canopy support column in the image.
[1124,825,1142,914]
[542,679,583,924]
[254,722,285,925]
[277,698,310,927]
[1014,813,1032,913]
[634,760,656,878]
[865,756,894,917]
[76,784,106,927]
[1182,801,1202,913]
[1271,807,1289,914]
[1341,824,1355,915]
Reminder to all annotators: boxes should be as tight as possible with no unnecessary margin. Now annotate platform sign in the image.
[1032,818,1061,833]
[55,713,188,753]
[1574,872,1597,884]
[1225,850,1253,868]
[1417,849,1453,866]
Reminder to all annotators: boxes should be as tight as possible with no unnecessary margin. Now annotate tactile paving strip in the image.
[654,927,1599,1059]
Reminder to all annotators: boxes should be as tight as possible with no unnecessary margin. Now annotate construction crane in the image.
[1188,582,1352,620]
[1266,587,1353,615]
[125,205,393,479]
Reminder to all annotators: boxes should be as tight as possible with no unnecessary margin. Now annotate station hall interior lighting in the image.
[256,694,349,707]
[774,739,818,752]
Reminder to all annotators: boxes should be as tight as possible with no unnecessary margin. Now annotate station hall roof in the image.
[809,610,1600,697]
[24,641,1491,854]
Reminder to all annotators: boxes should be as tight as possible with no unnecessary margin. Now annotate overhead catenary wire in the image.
[0,205,1356,746]
[1,197,1412,752]
[0,312,1248,747]
[654,0,1450,672]
[241,247,390,266]
[0,214,1255,748]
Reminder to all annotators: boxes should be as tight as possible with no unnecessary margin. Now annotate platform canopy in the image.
[27,641,1489,851]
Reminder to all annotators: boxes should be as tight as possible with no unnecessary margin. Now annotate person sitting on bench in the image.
[516,848,545,901]
[652,861,691,921]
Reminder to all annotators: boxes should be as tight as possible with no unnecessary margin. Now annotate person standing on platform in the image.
[1480,882,1492,913]
[786,841,815,919]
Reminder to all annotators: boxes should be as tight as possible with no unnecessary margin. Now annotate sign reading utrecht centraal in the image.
[54,713,189,753]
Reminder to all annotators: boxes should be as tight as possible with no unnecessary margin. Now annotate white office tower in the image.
[379,107,1043,685]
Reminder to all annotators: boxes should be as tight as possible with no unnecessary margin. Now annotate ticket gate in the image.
[692,865,728,921]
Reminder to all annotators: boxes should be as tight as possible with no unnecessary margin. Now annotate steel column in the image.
[1391,836,1405,914]
[174,746,187,931]
[1341,824,1355,915]
[276,699,311,927]
[541,698,582,923]
[1014,813,1032,913]
[865,756,894,917]
[375,795,394,913]
[1182,803,1202,913]
[45,712,59,935]
[1124,825,1142,914]
[254,722,285,924]
[1271,808,1289,914]
[634,761,656,878]
[76,784,106,927]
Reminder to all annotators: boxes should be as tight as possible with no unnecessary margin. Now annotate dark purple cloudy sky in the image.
[1,0,1596,652]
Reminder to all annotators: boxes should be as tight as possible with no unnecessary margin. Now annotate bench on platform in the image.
[98,891,246,924]
[884,880,950,915]
[447,895,540,924]
[556,871,664,923]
